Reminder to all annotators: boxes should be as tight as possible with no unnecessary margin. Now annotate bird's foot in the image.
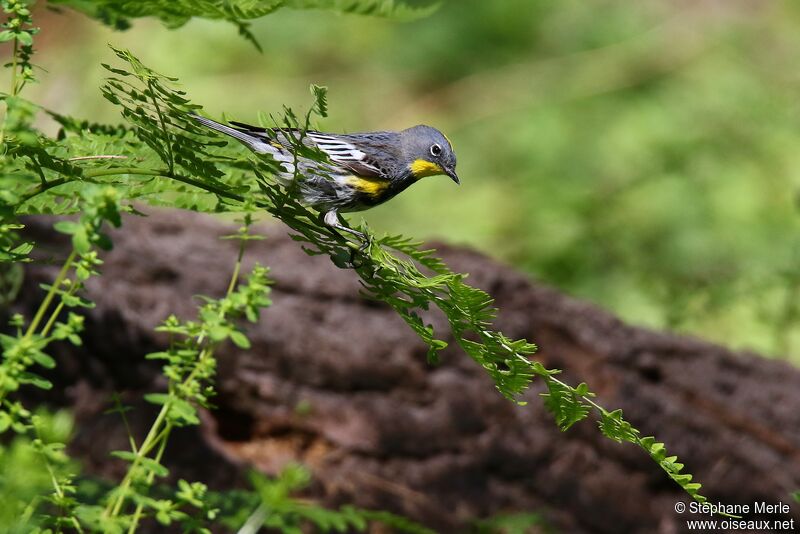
[348,233,372,268]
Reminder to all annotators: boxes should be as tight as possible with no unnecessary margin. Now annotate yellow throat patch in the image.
[345,175,390,197]
[410,159,445,179]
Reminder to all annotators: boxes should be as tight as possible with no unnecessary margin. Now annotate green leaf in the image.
[208,324,231,341]
[15,31,33,46]
[168,398,199,425]
[53,221,81,235]
[142,458,171,478]
[0,412,11,433]
[310,84,328,118]
[71,228,91,254]
[110,450,137,462]
[31,350,56,369]
[111,450,169,477]
[229,329,251,349]
[598,409,638,443]
[145,351,172,360]
[540,378,590,431]
[144,393,171,406]
[18,372,52,390]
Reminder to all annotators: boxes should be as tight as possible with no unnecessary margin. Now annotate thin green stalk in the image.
[106,244,246,522]
[112,393,139,455]
[44,464,66,534]
[35,422,85,534]
[43,457,84,534]
[70,516,84,534]
[18,496,41,531]
[23,251,76,340]
[0,250,76,407]
[126,426,172,534]
[226,232,247,296]
[89,168,245,202]
[147,80,174,173]
[106,350,213,518]
[18,167,245,208]
[10,38,18,95]
[237,503,268,534]
[0,38,18,145]
[39,282,79,338]
[105,404,170,517]
[84,168,162,179]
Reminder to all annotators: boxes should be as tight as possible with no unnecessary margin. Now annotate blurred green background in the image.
[19,0,800,358]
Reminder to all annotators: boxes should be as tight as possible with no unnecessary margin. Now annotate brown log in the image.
[15,210,800,533]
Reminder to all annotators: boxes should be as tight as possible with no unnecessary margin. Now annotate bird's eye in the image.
[430,144,442,157]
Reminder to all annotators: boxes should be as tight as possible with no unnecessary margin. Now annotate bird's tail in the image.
[189,113,275,154]
[189,113,297,180]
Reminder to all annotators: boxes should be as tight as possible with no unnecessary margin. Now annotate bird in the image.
[189,114,459,245]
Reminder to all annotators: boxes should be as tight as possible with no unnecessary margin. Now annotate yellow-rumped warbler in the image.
[190,114,459,242]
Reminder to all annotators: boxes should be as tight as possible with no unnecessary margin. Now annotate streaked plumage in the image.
[190,114,459,242]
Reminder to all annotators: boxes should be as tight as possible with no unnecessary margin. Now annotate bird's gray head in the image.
[399,125,459,184]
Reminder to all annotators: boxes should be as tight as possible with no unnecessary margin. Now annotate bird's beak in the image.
[445,167,460,185]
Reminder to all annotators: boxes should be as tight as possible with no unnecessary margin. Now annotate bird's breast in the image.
[343,175,391,197]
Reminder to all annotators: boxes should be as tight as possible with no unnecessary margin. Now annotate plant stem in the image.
[67,155,128,161]
[40,281,80,338]
[84,168,162,179]
[237,503,268,534]
[148,80,174,173]
[35,420,86,534]
[0,38,19,145]
[226,233,247,296]
[126,425,172,534]
[39,300,65,339]
[10,38,18,94]
[105,242,247,522]
[105,403,170,518]
[0,251,76,407]
[24,251,76,340]
[18,167,245,208]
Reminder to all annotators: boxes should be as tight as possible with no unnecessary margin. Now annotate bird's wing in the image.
[228,121,387,178]
[306,132,387,178]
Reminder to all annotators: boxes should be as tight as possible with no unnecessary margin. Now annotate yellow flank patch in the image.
[345,175,390,197]
[410,159,445,179]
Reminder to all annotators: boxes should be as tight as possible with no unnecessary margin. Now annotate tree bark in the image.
[15,209,800,533]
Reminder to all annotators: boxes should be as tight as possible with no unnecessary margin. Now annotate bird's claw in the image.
[348,234,372,268]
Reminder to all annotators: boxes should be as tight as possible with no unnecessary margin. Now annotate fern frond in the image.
[2,47,712,509]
